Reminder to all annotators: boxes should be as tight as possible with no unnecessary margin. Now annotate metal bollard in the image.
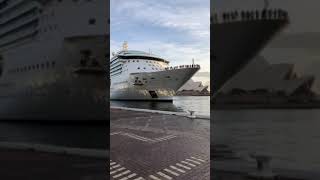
[187,110,196,118]
[247,153,276,179]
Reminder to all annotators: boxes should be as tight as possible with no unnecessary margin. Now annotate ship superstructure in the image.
[0,0,109,120]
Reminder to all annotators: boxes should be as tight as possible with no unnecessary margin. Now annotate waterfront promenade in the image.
[110,107,210,180]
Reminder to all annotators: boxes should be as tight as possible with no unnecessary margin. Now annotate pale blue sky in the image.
[110,0,210,84]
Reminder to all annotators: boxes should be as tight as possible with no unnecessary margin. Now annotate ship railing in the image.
[211,8,289,24]
[164,64,200,71]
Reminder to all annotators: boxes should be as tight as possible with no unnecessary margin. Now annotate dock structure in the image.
[110,108,210,180]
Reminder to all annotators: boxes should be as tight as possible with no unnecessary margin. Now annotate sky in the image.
[110,0,210,85]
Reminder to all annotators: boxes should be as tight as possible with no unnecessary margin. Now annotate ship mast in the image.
[122,41,128,51]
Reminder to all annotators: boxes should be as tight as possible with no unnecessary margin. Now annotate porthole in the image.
[88,18,96,25]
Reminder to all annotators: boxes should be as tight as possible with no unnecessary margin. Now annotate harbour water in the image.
[111,96,210,117]
[213,109,320,172]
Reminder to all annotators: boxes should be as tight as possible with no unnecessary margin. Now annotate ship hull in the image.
[0,35,108,120]
[110,67,199,101]
[212,19,289,93]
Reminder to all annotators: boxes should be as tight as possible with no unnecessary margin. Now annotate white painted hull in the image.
[0,0,109,120]
[0,36,108,120]
[110,67,199,101]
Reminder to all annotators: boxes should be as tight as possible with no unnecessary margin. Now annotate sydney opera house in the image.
[214,56,316,106]
[177,80,210,96]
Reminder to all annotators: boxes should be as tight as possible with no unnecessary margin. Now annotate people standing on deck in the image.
[213,9,288,24]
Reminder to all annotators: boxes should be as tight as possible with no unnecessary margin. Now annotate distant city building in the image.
[177,80,209,96]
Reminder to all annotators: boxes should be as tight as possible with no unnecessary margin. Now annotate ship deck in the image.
[110,108,210,180]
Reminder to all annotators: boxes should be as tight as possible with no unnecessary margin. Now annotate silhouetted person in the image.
[268,9,272,19]
[255,10,259,19]
[234,11,239,20]
[241,11,245,20]
[262,9,267,19]
[273,9,277,19]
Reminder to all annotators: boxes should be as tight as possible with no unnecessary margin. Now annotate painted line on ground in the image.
[110,132,177,144]
[157,171,172,179]
[147,155,208,180]
[109,160,144,180]
[164,168,179,176]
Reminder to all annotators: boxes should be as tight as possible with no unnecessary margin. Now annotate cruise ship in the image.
[110,42,200,101]
[0,0,109,120]
[212,9,289,93]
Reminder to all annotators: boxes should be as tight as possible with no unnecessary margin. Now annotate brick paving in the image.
[110,109,210,180]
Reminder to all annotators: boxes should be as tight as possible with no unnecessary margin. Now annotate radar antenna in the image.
[122,41,128,51]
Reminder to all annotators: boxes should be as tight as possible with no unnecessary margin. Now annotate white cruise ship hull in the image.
[110,67,199,101]
[0,0,109,120]
[0,35,108,120]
